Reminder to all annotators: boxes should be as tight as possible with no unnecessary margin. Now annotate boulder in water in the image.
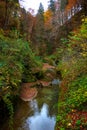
[20,85,38,101]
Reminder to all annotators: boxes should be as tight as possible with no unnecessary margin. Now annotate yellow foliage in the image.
[44,9,53,27]
[84,92,87,96]
[44,9,53,21]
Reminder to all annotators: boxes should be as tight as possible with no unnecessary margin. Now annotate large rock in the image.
[20,84,38,101]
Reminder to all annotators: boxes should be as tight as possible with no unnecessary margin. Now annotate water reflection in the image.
[24,100,56,130]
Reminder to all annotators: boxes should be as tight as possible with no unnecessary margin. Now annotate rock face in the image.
[20,83,38,101]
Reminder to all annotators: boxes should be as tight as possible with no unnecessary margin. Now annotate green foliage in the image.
[57,18,87,80]
[3,93,14,130]
[0,37,22,89]
[34,56,43,66]
[76,119,81,126]
[38,3,44,15]
[43,55,56,65]
[60,0,68,11]
[60,128,65,130]
[34,3,45,55]
[66,76,87,109]
[0,32,37,129]
[56,17,87,129]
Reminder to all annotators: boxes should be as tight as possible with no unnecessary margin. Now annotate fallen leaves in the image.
[67,110,87,129]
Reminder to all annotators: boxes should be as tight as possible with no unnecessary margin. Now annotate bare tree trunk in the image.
[4,0,9,29]
[80,0,87,16]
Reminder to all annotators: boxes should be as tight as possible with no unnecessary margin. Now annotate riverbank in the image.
[55,18,87,129]
[1,77,59,130]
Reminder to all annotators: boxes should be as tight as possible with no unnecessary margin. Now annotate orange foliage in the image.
[65,0,77,11]
[44,9,53,27]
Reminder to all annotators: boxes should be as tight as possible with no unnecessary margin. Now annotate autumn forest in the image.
[0,0,87,130]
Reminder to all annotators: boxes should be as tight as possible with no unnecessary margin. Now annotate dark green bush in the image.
[0,34,38,128]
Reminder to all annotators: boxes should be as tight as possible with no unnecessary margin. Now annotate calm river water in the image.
[2,83,58,130]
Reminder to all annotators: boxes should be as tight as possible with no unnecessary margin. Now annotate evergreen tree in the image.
[60,0,68,11]
[32,3,45,55]
[36,2,44,29]
[37,2,44,15]
[36,2,44,39]
[48,0,56,14]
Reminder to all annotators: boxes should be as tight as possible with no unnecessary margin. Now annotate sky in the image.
[19,0,49,14]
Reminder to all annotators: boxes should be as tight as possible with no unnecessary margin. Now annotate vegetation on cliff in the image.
[56,17,87,129]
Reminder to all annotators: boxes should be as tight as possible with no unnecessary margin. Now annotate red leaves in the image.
[67,110,87,129]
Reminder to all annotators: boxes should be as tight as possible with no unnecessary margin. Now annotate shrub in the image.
[56,17,87,129]
[0,34,37,128]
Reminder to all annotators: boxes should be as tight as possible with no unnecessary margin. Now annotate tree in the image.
[32,3,45,55]
[81,0,87,16]
[37,2,44,16]
[19,8,35,41]
[36,2,45,41]
[44,9,53,28]
[3,0,20,29]
[48,0,56,14]
[60,0,68,11]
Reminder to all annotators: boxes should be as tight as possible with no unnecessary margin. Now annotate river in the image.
[2,82,59,130]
